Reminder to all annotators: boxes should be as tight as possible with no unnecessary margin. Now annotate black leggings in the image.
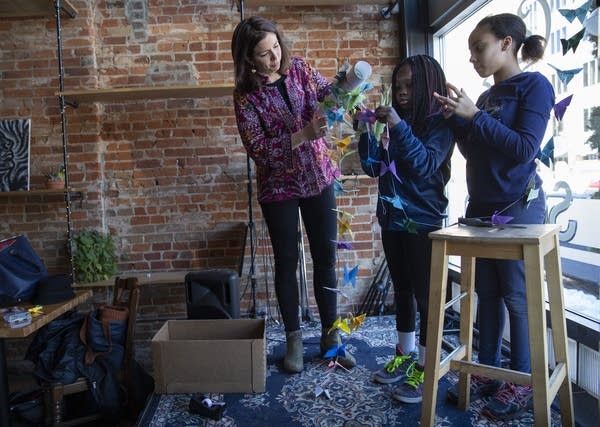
[260,185,338,332]
[382,230,432,347]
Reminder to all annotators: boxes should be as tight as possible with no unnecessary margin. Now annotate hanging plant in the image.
[45,165,66,189]
[72,230,118,282]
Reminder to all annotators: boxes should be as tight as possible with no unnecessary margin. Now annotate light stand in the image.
[245,154,258,318]
[234,150,259,318]
[234,1,259,319]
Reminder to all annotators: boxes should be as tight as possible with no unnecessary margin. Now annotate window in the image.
[584,107,590,129]
[433,0,599,325]
[583,58,597,86]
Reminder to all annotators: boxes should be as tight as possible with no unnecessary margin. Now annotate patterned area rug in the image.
[135,315,563,426]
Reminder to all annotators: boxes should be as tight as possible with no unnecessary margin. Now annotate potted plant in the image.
[45,165,66,189]
[71,230,118,283]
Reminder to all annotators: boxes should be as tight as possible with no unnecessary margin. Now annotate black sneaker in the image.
[446,374,502,404]
[481,382,533,421]
[373,345,418,384]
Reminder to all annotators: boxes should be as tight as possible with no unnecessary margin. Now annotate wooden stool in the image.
[421,224,574,427]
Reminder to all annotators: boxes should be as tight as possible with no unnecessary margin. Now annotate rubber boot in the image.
[283,330,304,373]
[320,328,356,369]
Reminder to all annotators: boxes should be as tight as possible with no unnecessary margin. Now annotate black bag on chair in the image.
[0,235,48,307]
[80,306,128,370]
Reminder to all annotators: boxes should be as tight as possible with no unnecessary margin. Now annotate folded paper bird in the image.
[558,0,591,23]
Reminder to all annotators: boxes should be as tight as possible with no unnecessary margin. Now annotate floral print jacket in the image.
[233,57,339,203]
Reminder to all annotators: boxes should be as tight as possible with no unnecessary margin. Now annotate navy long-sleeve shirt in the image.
[450,71,555,205]
[358,113,454,232]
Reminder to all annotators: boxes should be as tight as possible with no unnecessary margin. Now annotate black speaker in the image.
[185,269,240,319]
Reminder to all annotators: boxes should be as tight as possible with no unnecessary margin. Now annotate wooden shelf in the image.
[0,188,83,198]
[73,271,187,288]
[58,84,234,105]
[244,0,383,6]
[0,0,77,18]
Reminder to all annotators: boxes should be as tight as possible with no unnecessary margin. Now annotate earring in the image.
[251,68,256,73]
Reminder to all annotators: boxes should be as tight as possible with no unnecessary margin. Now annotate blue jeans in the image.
[466,189,546,373]
[260,185,338,332]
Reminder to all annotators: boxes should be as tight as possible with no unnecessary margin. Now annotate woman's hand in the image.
[291,114,328,150]
[433,82,479,120]
[374,105,401,127]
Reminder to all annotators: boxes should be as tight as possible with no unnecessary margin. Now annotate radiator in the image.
[547,329,600,399]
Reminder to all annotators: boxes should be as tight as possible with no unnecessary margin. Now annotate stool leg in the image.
[456,256,476,410]
[544,236,574,426]
[523,244,551,426]
[421,239,448,427]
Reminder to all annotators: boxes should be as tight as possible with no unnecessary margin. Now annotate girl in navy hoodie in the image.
[358,54,454,404]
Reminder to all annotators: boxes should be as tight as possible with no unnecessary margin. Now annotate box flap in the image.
[162,319,265,340]
[151,320,170,342]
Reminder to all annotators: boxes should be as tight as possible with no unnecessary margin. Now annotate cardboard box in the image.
[151,318,266,394]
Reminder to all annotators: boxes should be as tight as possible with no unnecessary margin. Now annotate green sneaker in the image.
[373,345,417,384]
[392,362,425,403]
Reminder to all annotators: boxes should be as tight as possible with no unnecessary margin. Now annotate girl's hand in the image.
[433,82,479,120]
[374,105,401,127]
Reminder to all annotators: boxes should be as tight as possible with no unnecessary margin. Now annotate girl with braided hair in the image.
[357,54,455,403]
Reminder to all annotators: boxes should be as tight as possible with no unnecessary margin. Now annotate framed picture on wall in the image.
[0,118,31,191]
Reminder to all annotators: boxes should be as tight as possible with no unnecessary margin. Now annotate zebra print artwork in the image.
[0,118,31,191]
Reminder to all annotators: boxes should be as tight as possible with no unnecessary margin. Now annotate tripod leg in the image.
[238,224,248,278]
[358,258,388,315]
[376,267,392,316]
[240,153,259,318]
[298,208,314,322]
[259,223,279,324]
[358,277,378,315]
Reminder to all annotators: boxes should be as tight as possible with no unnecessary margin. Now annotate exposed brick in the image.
[0,0,397,368]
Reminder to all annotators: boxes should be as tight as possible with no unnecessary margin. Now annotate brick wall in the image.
[1,0,399,367]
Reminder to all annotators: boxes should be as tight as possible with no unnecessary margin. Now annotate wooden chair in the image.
[43,277,141,426]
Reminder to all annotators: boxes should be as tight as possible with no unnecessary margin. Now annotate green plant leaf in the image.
[72,230,118,282]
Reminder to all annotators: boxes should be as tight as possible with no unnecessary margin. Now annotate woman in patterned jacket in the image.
[231,16,355,373]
